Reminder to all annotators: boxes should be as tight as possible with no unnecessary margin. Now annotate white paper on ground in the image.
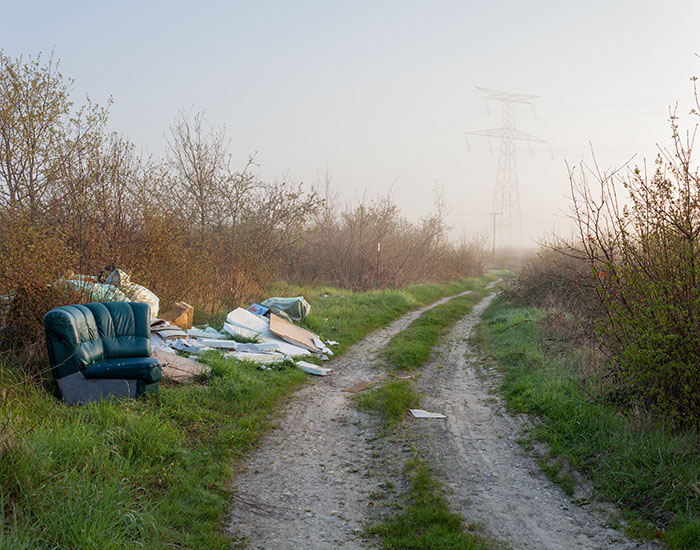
[199,338,239,350]
[187,326,226,339]
[223,308,311,357]
[224,351,285,364]
[226,308,270,333]
[409,409,447,419]
[222,322,262,341]
[296,360,333,376]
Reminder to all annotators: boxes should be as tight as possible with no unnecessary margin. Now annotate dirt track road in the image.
[227,290,663,550]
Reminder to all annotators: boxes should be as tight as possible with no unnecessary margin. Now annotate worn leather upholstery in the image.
[44,302,161,403]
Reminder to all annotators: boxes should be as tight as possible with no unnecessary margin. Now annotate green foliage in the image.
[357,380,421,429]
[368,460,500,550]
[666,516,700,550]
[569,107,700,424]
[475,298,700,545]
[384,285,493,370]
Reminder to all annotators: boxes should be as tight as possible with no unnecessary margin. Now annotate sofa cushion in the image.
[84,302,151,358]
[82,357,162,384]
[44,304,104,379]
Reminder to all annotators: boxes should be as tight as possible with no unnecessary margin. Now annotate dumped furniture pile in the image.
[151,297,337,379]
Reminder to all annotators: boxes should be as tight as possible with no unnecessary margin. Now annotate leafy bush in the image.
[568,83,700,425]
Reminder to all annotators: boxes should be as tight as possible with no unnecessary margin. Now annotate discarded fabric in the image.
[261,296,311,322]
[54,268,160,319]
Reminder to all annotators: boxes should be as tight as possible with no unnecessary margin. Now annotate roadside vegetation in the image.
[0,277,490,548]
[478,78,700,548]
[475,298,700,547]
[358,280,504,550]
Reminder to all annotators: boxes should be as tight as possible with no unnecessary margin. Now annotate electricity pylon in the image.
[465,86,549,247]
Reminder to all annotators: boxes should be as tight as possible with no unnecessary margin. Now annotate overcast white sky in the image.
[3,1,700,245]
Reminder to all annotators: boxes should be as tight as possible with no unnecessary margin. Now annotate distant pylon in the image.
[465,86,549,246]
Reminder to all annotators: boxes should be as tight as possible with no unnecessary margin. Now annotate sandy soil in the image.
[227,290,663,550]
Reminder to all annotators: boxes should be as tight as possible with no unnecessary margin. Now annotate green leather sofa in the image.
[44,302,162,405]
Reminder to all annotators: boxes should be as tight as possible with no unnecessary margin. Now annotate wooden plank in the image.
[268,313,323,353]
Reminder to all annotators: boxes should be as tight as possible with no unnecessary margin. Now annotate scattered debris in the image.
[224,308,312,357]
[160,301,194,329]
[153,349,209,382]
[247,303,270,316]
[54,267,160,319]
[199,338,240,350]
[409,409,447,419]
[150,323,189,340]
[261,296,311,322]
[187,326,225,339]
[145,299,339,373]
[341,381,373,393]
[224,351,286,364]
[296,361,333,376]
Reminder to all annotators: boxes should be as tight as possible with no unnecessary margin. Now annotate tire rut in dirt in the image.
[408,292,663,550]
[227,291,470,550]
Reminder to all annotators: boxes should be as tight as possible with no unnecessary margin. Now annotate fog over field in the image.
[3,0,699,243]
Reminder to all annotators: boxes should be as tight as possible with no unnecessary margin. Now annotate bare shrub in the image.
[288,184,485,289]
[0,51,485,367]
[568,84,700,425]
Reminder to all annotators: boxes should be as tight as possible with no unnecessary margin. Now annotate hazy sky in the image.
[3,1,700,244]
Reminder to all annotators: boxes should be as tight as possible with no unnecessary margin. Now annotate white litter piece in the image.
[187,326,227,339]
[222,308,312,357]
[326,340,339,346]
[171,338,208,354]
[296,360,333,376]
[222,322,261,341]
[226,308,270,333]
[312,335,334,356]
[150,334,174,353]
[224,351,285,364]
[236,342,278,353]
[199,338,239,350]
[409,409,447,419]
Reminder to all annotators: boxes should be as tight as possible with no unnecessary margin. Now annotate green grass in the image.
[359,281,504,550]
[0,354,306,549]
[384,287,493,370]
[357,380,421,430]
[367,460,503,550]
[473,298,700,549]
[0,275,498,548]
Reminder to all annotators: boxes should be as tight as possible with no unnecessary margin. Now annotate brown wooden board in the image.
[268,313,323,353]
[160,301,194,329]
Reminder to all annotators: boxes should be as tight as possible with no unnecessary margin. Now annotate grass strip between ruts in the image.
[359,283,505,550]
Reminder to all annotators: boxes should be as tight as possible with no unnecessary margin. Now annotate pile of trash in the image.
[53,266,160,319]
[151,296,337,377]
[46,267,335,379]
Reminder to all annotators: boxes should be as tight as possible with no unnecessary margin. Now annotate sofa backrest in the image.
[44,302,152,379]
